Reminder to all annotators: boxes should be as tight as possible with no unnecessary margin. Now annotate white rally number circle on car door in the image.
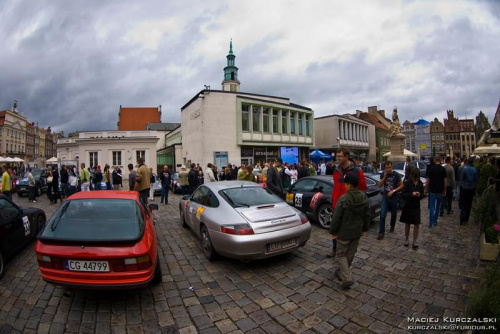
[294,194,303,208]
[22,216,30,236]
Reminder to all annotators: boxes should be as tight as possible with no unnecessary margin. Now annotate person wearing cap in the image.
[329,172,370,290]
[178,165,190,196]
[328,148,368,258]
[266,158,283,196]
[159,164,172,204]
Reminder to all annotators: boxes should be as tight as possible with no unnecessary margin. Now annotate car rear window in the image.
[40,199,145,243]
[33,170,43,178]
[221,186,282,207]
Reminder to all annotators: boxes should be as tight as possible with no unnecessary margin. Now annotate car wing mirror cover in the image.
[182,195,191,201]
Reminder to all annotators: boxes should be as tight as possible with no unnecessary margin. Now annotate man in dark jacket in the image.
[188,163,198,194]
[297,161,310,180]
[266,158,283,196]
[329,172,370,289]
[425,155,447,228]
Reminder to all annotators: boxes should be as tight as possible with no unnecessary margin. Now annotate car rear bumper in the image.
[38,266,156,290]
[210,223,311,260]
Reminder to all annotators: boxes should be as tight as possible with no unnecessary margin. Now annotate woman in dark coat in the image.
[399,166,425,249]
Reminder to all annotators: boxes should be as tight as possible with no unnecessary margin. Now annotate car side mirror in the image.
[182,195,190,201]
[149,204,159,211]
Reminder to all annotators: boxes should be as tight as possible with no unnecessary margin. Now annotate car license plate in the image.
[65,260,110,272]
[266,238,297,253]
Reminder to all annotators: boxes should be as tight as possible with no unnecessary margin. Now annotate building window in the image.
[305,116,310,136]
[263,108,269,133]
[89,152,98,168]
[282,111,287,134]
[252,106,260,132]
[290,112,295,135]
[272,110,278,134]
[242,104,249,131]
[113,151,122,166]
[136,150,145,162]
[298,114,303,135]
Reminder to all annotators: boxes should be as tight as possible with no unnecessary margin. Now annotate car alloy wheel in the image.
[316,203,333,229]
[201,225,217,261]
[179,205,188,228]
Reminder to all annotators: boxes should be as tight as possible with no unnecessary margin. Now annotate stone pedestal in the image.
[389,134,406,162]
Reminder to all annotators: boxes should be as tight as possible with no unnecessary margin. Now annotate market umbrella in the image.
[474,144,500,155]
[12,157,24,162]
[46,157,59,163]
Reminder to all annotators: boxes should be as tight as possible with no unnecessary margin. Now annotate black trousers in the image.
[459,187,475,223]
[441,186,454,213]
[29,186,36,202]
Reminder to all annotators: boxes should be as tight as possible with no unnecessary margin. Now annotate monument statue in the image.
[388,107,403,137]
[12,99,18,113]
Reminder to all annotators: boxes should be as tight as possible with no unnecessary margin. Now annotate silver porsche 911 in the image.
[179,181,311,261]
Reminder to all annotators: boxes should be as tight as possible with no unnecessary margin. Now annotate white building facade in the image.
[180,42,314,168]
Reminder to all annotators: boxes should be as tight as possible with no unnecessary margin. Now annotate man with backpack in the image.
[377,161,403,239]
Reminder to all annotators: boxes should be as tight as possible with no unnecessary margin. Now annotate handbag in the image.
[47,175,53,183]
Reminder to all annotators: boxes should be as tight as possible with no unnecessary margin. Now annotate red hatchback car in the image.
[35,191,162,289]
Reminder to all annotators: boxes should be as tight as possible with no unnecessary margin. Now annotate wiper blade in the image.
[50,203,69,231]
[233,202,250,208]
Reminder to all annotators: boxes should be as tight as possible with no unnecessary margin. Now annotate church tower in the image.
[222,39,240,92]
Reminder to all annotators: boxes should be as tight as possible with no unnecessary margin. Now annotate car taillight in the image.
[112,255,152,272]
[298,213,309,224]
[220,224,254,235]
[36,254,64,270]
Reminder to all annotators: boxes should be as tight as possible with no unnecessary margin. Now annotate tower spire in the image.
[222,39,240,92]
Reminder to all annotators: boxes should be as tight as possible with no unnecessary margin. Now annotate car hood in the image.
[18,178,29,185]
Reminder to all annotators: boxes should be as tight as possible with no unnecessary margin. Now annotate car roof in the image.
[297,176,333,184]
[201,181,260,191]
[69,191,139,200]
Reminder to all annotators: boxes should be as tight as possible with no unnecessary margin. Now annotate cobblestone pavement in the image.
[0,190,494,333]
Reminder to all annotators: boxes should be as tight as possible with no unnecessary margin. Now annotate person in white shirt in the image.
[320,160,327,175]
[204,163,216,183]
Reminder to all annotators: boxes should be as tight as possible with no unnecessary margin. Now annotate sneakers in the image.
[377,234,384,240]
[326,250,336,258]
[341,281,354,290]
[33,200,36,203]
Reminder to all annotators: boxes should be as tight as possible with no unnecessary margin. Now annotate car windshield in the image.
[40,199,145,242]
[221,186,282,207]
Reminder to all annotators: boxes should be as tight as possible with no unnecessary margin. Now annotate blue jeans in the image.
[429,192,444,227]
[161,184,169,204]
[379,195,398,235]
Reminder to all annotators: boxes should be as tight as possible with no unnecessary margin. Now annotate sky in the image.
[1,0,499,134]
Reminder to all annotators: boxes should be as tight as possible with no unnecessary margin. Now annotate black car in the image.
[15,168,48,197]
[0,194,46,278]
[282,175,382,229]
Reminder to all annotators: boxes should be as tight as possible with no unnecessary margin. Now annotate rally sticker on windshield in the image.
[22,216,30,236]
[196,206,205,219]
[294,194,303,208]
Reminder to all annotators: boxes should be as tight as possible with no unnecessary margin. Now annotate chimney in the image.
[368,106,378,114]
[355,110,362,118]
[378,110,385,118]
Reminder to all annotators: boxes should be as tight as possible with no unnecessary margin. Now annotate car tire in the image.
[151,255,162,285]
[316,203,333,229]
[201,225,218,261]
[36,185,42,197]
[37,215,46,233]
[179,205,188,228]
[0,249,4,279]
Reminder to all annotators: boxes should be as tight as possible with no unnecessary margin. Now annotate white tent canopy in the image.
[46,157,59,163]
[383,149,417,157]
[474,144,500,155]
[0,157,14,162]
